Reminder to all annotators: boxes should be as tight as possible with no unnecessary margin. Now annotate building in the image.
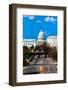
[23,39,36,47]
[37,30,45,45]
[23,31,57,48]
[47,36,57,47]
[23,30,46,47]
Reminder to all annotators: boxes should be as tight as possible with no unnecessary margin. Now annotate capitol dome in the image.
[38,30,45,45]
[38,30,45,40]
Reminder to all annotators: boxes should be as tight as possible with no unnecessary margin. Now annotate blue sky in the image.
[23,15,57,40]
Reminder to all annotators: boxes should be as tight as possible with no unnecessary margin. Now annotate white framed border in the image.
[16,8,64,82]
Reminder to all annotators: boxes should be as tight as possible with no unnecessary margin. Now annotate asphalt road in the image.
[23,57,57,74]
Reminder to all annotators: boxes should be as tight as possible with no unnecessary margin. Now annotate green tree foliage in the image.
[23,46,30,67]
[23,42,57,67]
[48,46,57,62]
[42,42,50,57]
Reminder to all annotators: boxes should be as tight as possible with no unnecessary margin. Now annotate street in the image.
[23,57,57,74]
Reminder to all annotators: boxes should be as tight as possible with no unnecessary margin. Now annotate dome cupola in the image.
[38,30,45,45]
[38,30,45,40]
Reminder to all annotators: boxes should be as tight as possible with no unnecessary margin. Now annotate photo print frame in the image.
[9,4,66,86]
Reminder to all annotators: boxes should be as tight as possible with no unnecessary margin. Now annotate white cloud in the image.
[45,17,57,22]
[29,16,35,20]
[50,17,56,22]
[45,17,50,22]
[36,20,41,23]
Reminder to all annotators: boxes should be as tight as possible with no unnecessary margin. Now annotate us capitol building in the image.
[23,30,57,47]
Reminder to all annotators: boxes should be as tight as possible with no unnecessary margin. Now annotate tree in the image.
[48,46,57,62]
[23,46,30,67]
[42,42,50,58]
